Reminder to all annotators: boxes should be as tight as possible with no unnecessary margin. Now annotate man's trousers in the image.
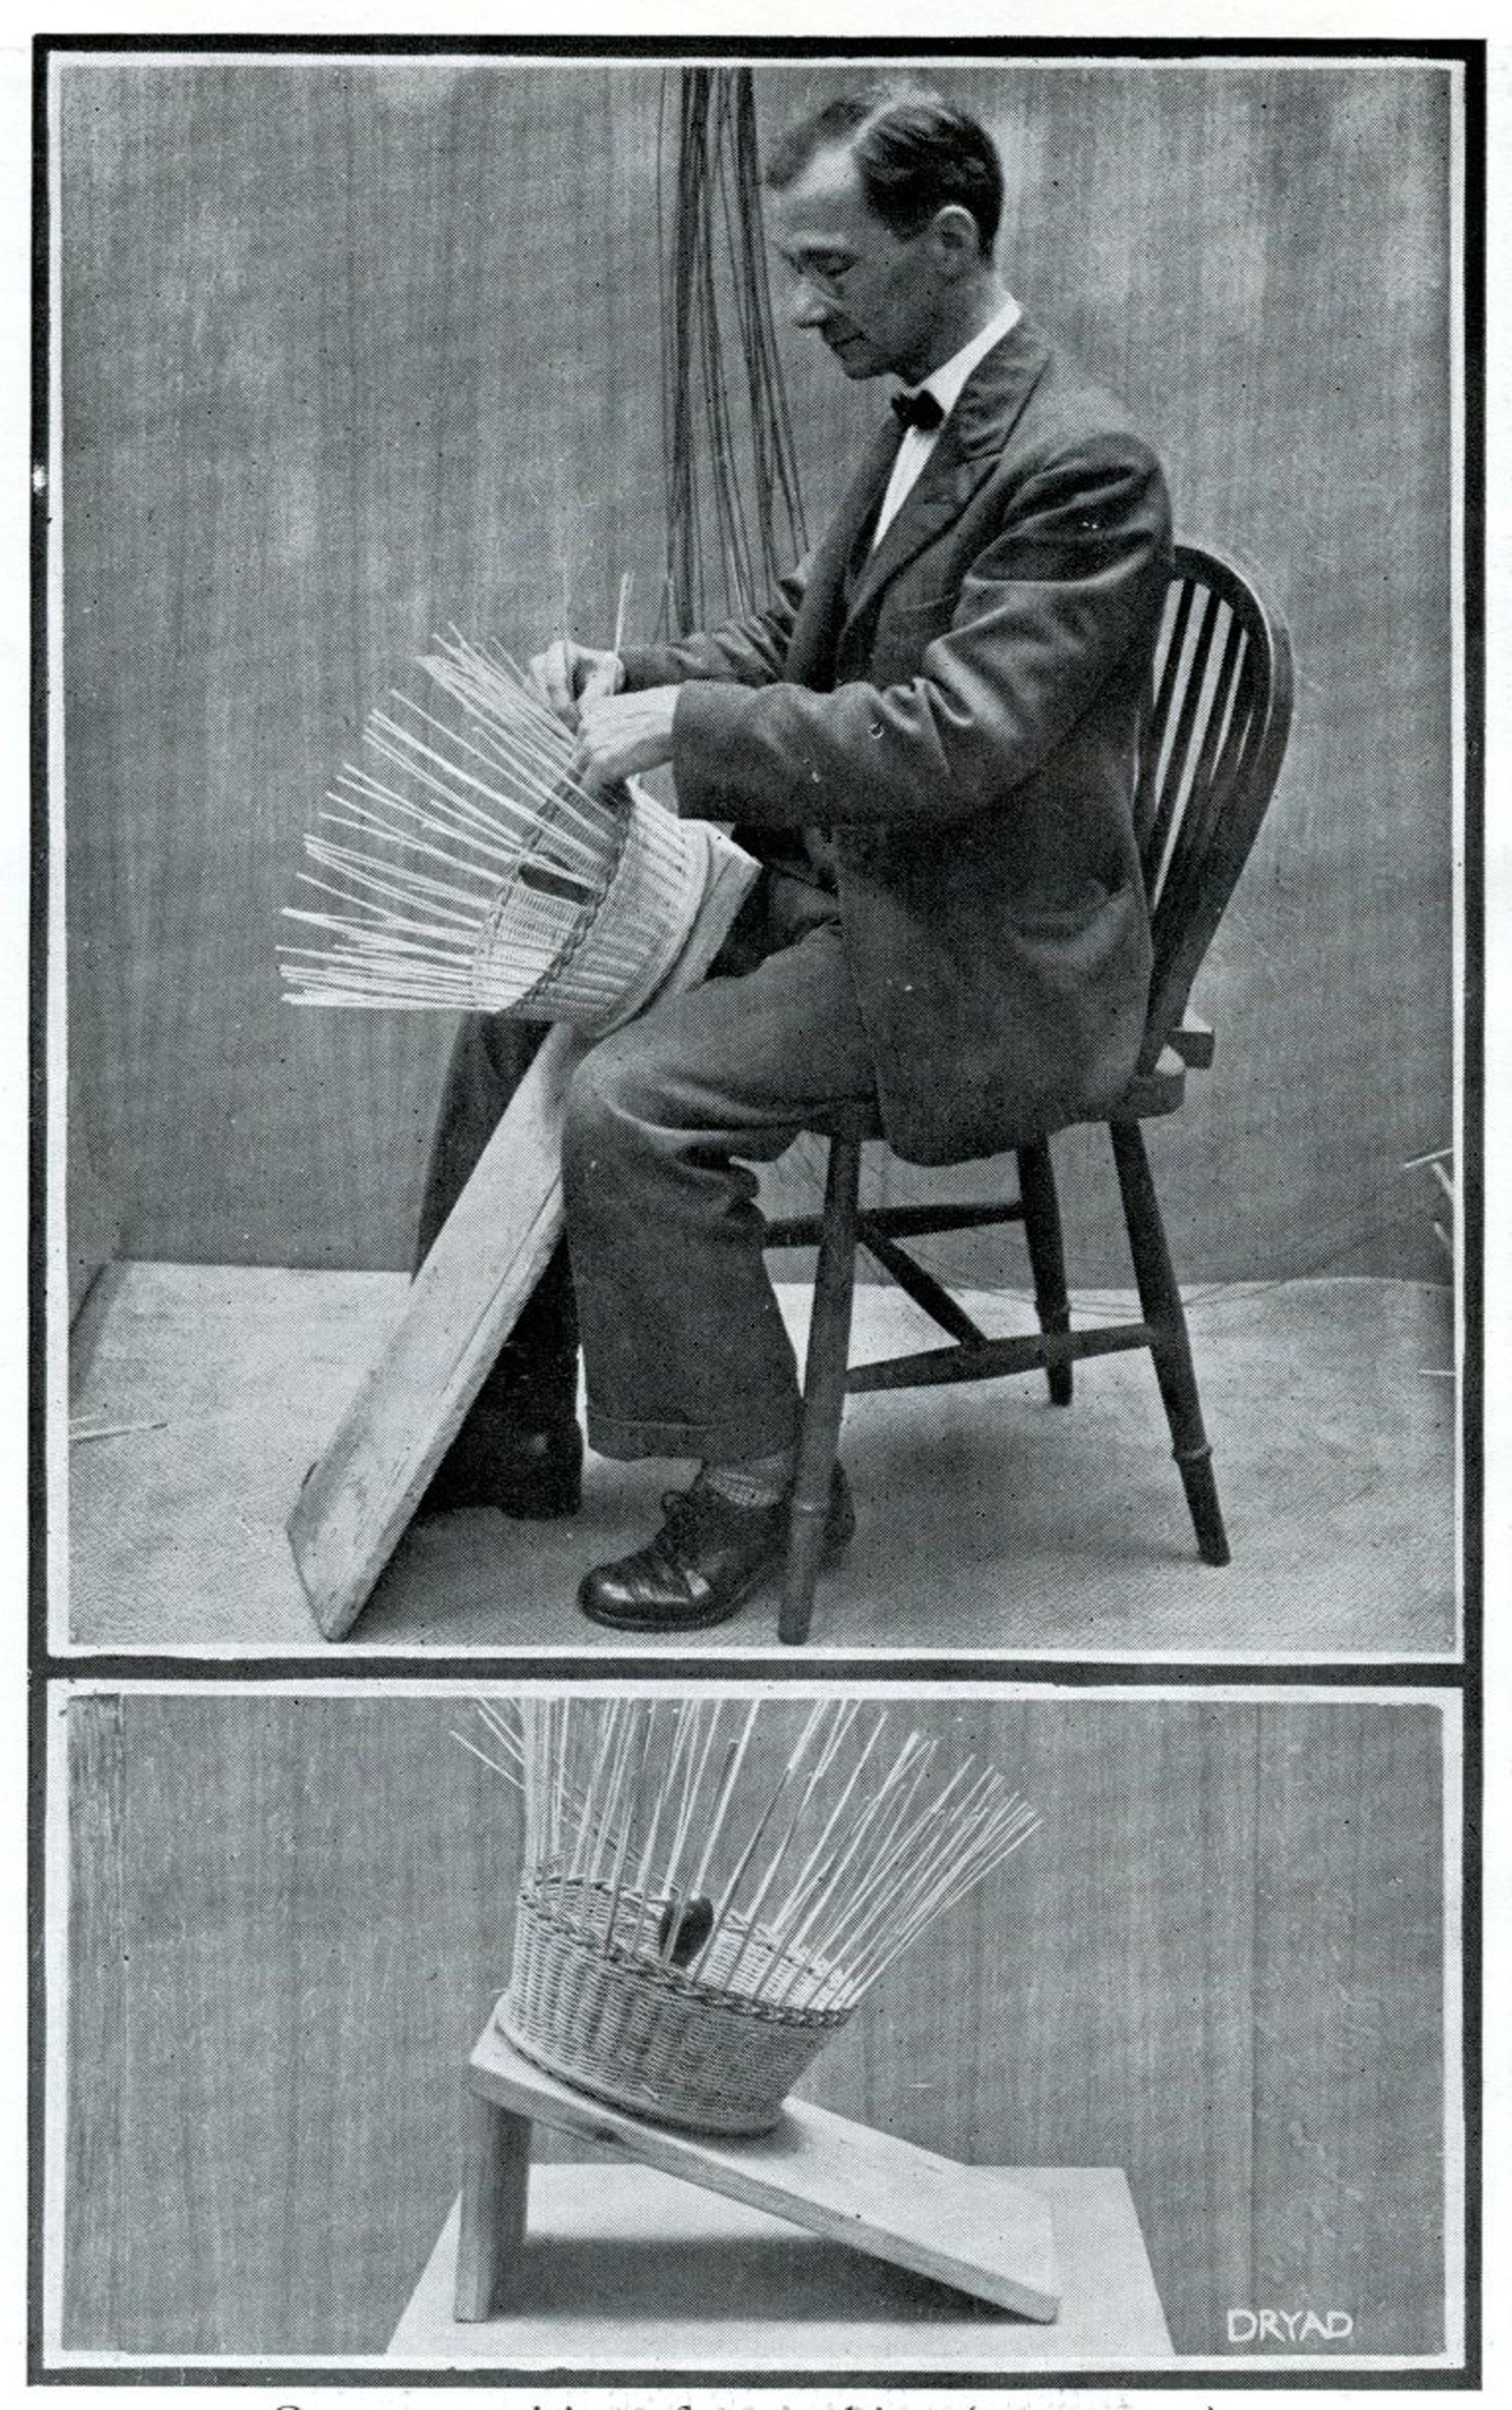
[415,869,881,1466]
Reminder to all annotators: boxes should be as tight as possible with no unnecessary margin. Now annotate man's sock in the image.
[697,1445,798,1511]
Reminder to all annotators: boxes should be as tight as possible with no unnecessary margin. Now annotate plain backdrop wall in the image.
[59,55,1458,1283]
[60,1689,1449,2359]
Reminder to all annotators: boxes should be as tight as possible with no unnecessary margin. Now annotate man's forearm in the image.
[615,559,808,694]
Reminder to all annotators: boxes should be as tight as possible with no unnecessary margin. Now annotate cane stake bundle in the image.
[458,1696,1040,2135]
[279,616,722,1032]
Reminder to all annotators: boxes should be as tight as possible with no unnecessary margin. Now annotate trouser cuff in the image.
[587,1402,800,1464]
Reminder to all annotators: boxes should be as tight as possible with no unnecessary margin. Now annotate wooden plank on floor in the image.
[287,835,757,1638]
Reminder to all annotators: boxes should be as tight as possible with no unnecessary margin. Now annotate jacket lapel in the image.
[842,315,1053,630]
[787,417,902,683]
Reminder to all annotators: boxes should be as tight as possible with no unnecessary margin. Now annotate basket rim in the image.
[517,1871,850,2031]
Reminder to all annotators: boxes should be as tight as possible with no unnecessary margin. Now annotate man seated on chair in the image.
[414,82,1172,1633]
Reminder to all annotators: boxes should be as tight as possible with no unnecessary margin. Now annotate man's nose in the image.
[788,280,832,330]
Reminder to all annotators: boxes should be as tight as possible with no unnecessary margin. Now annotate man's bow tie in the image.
[891,387,945,433]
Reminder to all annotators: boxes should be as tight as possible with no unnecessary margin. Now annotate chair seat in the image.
[1115,1044,1187,1120]
[768,1042,1191,1256]
[831,1032,1192,1148]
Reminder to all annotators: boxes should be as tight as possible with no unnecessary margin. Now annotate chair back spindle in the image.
[1133,541,1295,1069]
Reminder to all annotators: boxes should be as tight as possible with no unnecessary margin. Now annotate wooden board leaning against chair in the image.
[280,627,761,1637]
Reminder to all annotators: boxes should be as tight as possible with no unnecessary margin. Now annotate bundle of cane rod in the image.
[278,626,720,1033]
[458,1696,1041,2136]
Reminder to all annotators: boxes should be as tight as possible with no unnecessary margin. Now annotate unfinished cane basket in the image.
[279,628,745,1033]
[462,1695,1040,2138]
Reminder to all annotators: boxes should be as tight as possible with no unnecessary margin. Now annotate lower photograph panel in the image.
[48,1683,1459,2374]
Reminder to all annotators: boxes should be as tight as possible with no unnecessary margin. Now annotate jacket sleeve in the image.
[616,559,810,692]
[668,436,1171,832]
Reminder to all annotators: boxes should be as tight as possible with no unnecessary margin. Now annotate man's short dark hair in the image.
[764,83,1005,258]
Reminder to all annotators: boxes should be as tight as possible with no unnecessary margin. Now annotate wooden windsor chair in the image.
[767,538,1296,1645]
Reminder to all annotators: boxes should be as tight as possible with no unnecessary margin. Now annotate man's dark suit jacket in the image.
[617,315,1173,1167]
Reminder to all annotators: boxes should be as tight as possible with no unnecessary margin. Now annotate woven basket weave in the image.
[483,781,714,1033]
[498,1872,850,2136]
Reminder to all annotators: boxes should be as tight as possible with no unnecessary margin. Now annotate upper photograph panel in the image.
[53,51,1464,1657]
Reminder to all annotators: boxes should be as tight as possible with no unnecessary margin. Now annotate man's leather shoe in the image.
[414,1411,583,1521]
[578,1466,854,1633]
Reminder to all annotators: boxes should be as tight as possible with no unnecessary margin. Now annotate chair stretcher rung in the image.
[857,1227,990,1347]
[765,1200,1027,1249]
[846,1319,1156,1394]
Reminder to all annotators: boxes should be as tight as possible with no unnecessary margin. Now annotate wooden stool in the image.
[455,2018,1058,2322]
[388,2016,1173,2365]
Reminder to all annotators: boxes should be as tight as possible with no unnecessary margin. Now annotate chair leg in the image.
[781,1121,863,1645]
[1108,1120,1230,1566]
[1016,1138,1073,1405]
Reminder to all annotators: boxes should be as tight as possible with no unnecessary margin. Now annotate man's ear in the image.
[928,202,984,277]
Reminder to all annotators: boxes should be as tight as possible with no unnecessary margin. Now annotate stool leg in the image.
[1109,1120,1230,1566]
[780,1122,863,1645]
[1016,1138,1073,1406]
[454,2092,531,2321]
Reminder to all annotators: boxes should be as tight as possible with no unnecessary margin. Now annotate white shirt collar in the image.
[872,292,1024,550]
[907,291,1022,424]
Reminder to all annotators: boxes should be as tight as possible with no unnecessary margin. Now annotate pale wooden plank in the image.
[286,1022,582,1637]
[287,831,757,1637]
[389,2165,1175,2362]
[468,2021,1060,2321]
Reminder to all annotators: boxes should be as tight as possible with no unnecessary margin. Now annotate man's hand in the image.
[528,639,624,730]
[575,689,680,790]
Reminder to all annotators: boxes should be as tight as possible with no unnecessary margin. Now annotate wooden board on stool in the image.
[458,2020,1066,2327]
[287,832,757,1639]
[388,2164,1173,2368]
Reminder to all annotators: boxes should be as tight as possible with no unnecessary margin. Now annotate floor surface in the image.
[65,1264,1455,1655]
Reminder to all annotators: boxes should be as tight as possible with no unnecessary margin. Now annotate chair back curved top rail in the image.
[1133,540,1295,1073]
